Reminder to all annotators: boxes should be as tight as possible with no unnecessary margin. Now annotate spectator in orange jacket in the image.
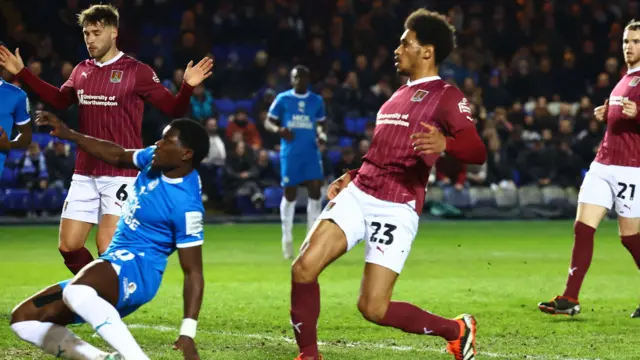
[225,109,262,151]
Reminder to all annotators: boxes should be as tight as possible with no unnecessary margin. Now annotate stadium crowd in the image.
[0,0,636,215]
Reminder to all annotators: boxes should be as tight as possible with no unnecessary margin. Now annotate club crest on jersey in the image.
[110,70,123,83]
[411,89,429,102]
[298,100,305,113]
[630,76,640,87]
[458,98,472,114]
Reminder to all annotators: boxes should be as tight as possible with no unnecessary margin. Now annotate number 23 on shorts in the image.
[368,221,397,245]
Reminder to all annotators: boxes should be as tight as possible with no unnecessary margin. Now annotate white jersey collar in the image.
[407,76,441,87]
[291,90,310,99]
[161,174,184,184]
[94,51,124,68]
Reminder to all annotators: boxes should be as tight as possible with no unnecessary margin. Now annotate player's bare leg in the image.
[96,214,119,255]
[539,203,608,315]
[10,284,110,359]
[617,216,640,317]
[291,219,348,360]
[63,259,150,359]
[58,218,95,275]
[281,186,298,259]
[304,179,323,233]
[358,263,476,360]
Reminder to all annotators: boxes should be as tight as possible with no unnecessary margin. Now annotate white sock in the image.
[62,284,149,360]
[11,320,107,359]
[307,198,322,233]
[280,198,296,258]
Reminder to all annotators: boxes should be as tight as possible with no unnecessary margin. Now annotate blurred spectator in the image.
[357,139,370,157]
[436,155,470,208]
[223,141,264,213]
[256,149,279,189]
[516,139,555,186]
[575,119,603,165]
[317,133,334,181]
[18,142,49,215]
[554,140,585,188]
[200,117,226,203]
[333,147,360,176]
[45,139,74,190]
[435,155,466,191]
[189,84,214,121]
[485,135,514,188]
[225,109,262,151]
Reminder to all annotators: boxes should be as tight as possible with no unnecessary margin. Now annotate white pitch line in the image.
[128,323,599,360]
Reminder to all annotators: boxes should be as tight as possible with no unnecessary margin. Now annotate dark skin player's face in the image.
[291,68,310,93]
[152,126,193,170]
[394,29,433,76]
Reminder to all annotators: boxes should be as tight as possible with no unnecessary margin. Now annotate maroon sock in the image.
[59,247,94,275]
[290,281,320,358]
[562,221,596,300]
[378,301,460,341]
[621,233,640,269]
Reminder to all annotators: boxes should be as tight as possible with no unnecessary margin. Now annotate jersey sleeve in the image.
[135,63,193,117]
[436,87,487,164]
[16,65,77,109]
[315,96,326,121]
[267,94,285,121]
[172,206,204,248]
[132,146,156,169]
[13,91,31,125]
[437,87,477,135]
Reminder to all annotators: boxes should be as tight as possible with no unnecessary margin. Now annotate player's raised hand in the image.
[594,99,609,122]
[0,46,25,75]
[35,111,73,140]
[0,126,10,151]
[327,171,352,200]
[411,122,447,155]
[622,99,638,118]
[183,57,214,87]
[173,335,200,360]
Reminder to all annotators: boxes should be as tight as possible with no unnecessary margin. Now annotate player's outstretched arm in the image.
[138,58,213,118]
[0,46,76,109]
[173,245,204,360]
[35,111,137,169]
[0,122,32,151]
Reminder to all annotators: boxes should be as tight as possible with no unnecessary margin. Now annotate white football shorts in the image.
[578,161,640,218]
[62,174,136,224]
[316,182,419,274]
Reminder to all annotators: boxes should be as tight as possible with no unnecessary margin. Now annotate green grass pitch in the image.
[0,221,638,359]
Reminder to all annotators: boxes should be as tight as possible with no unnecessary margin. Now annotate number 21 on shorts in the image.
[617,182,636,200]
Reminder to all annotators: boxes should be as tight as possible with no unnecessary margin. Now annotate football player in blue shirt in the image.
[0,69,32,176]
[10,111,209,360]
[266,65,326,259]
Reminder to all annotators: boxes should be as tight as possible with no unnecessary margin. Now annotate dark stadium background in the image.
[0,0,633,219]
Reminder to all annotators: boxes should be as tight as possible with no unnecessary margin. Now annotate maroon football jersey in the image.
[17,52,193,177]
[595,68,640,167]
[352,76,480,214]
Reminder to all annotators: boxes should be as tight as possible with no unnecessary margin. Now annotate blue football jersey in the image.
[104,146,205,272]
[0,79,30,174]
[267,89,325,157]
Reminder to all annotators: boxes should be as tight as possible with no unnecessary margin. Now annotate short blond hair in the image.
[77,4,119,28]
[626,19,640,32]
